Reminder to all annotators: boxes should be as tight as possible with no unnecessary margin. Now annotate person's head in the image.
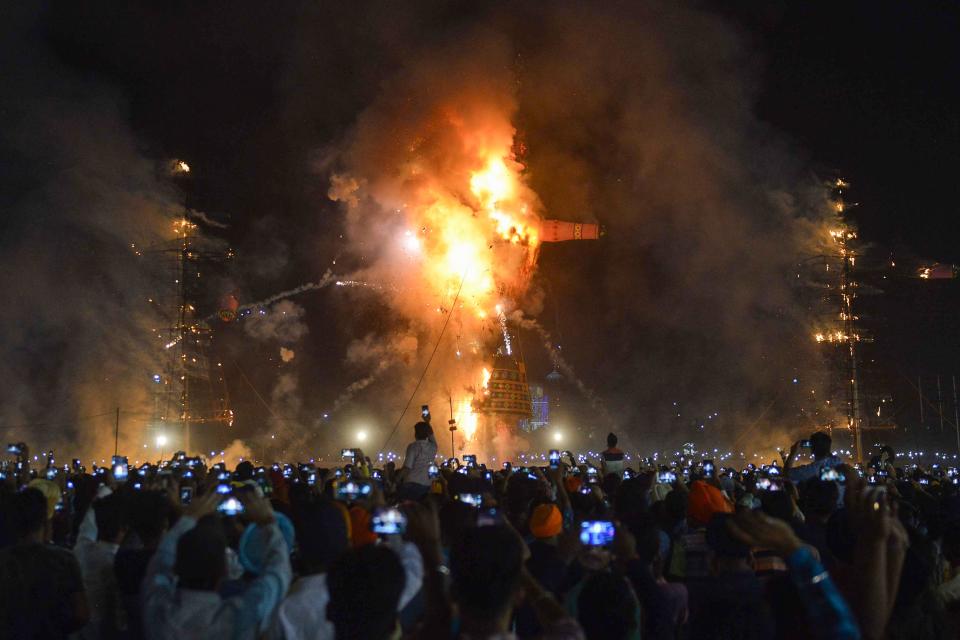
[800,479,839,520]
[505,473,539,529]
[93,493,127,543]
[706,513,752,573]
[175,517,227,591]
[687,480,733,527]
[26,479,61,521]
[614,476,650,520]
[760,490,794,524]
[607,433,618,448]
[234,460,255,481]
[7,488,48,542]
[129,490,171,546]
[879,444,895,463]
[577,572,639,640]
[439,500,478,549]
[294,499,349,575]
[528,503,562,541]
[633,522,662,566]
[810,431,832,459]
[327,544,405,640]
[413,421,432,441]
[451,525,524,622]
[663,488,688,526]
[602,472,623,496]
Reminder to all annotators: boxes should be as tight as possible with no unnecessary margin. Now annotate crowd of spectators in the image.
[2,425,960,640]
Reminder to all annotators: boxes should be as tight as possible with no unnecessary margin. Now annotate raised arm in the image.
[404,502,452,640]
[141,490,219,639]
[547,464,571,519]
[727,510,860,640]
[782,440,800,473]
[843,479,909,640]
[231,493,293,636]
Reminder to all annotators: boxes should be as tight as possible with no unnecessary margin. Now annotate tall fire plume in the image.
[328,48,544,453]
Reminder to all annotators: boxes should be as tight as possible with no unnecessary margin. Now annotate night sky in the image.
[740,2,960,450]
[2,1,958,458]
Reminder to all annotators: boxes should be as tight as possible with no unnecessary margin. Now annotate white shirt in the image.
[74,497,121,639]
[402,435,437,486]
[142,516,292,640]
[267,540,423,640]
[74,539,120,639]
[787,455,846,504]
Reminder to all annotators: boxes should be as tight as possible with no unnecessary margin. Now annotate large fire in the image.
[419,146,541,445]
[331,103,545,454]
[414,147,542,322]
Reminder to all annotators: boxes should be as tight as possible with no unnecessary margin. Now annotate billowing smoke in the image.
[219,438,254,467]
[323,3,833,453]
[243,300,309,344]
[11,1,840,459]
[267,373,302,441]
[240,300,311,453]
[331,333,420,414]
[512,4,834,451]
[0,6,178,457]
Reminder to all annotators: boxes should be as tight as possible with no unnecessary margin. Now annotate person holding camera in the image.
[782,431,843,484]
[397,419,438,502]
[141,487,291,640]
[601,433,625,477]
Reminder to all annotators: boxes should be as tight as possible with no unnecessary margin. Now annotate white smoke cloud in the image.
[243,300,309,344]
[329,333,420,414]
[219,438,254,466]
[345,333,418,369]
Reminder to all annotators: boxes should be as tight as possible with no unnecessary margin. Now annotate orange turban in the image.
[687,480,733,526]
[529,503,563,539]
[564,476,582,494]
[348,506,378,548]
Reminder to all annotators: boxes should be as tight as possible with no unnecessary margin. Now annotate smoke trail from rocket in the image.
[236,270,337,315]
[515,316,613,427]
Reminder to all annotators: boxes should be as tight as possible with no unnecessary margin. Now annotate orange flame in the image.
[455,398,478,442]
[333,101,544,451]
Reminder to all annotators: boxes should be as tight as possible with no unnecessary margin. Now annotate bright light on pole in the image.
[357,430,368,443]
[553,431,563,443]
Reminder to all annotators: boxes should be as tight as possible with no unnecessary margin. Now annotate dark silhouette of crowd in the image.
[3,426,960,640]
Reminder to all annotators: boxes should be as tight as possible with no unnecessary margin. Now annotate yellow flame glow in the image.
[455,398,478,442]
[409,149,540,324]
